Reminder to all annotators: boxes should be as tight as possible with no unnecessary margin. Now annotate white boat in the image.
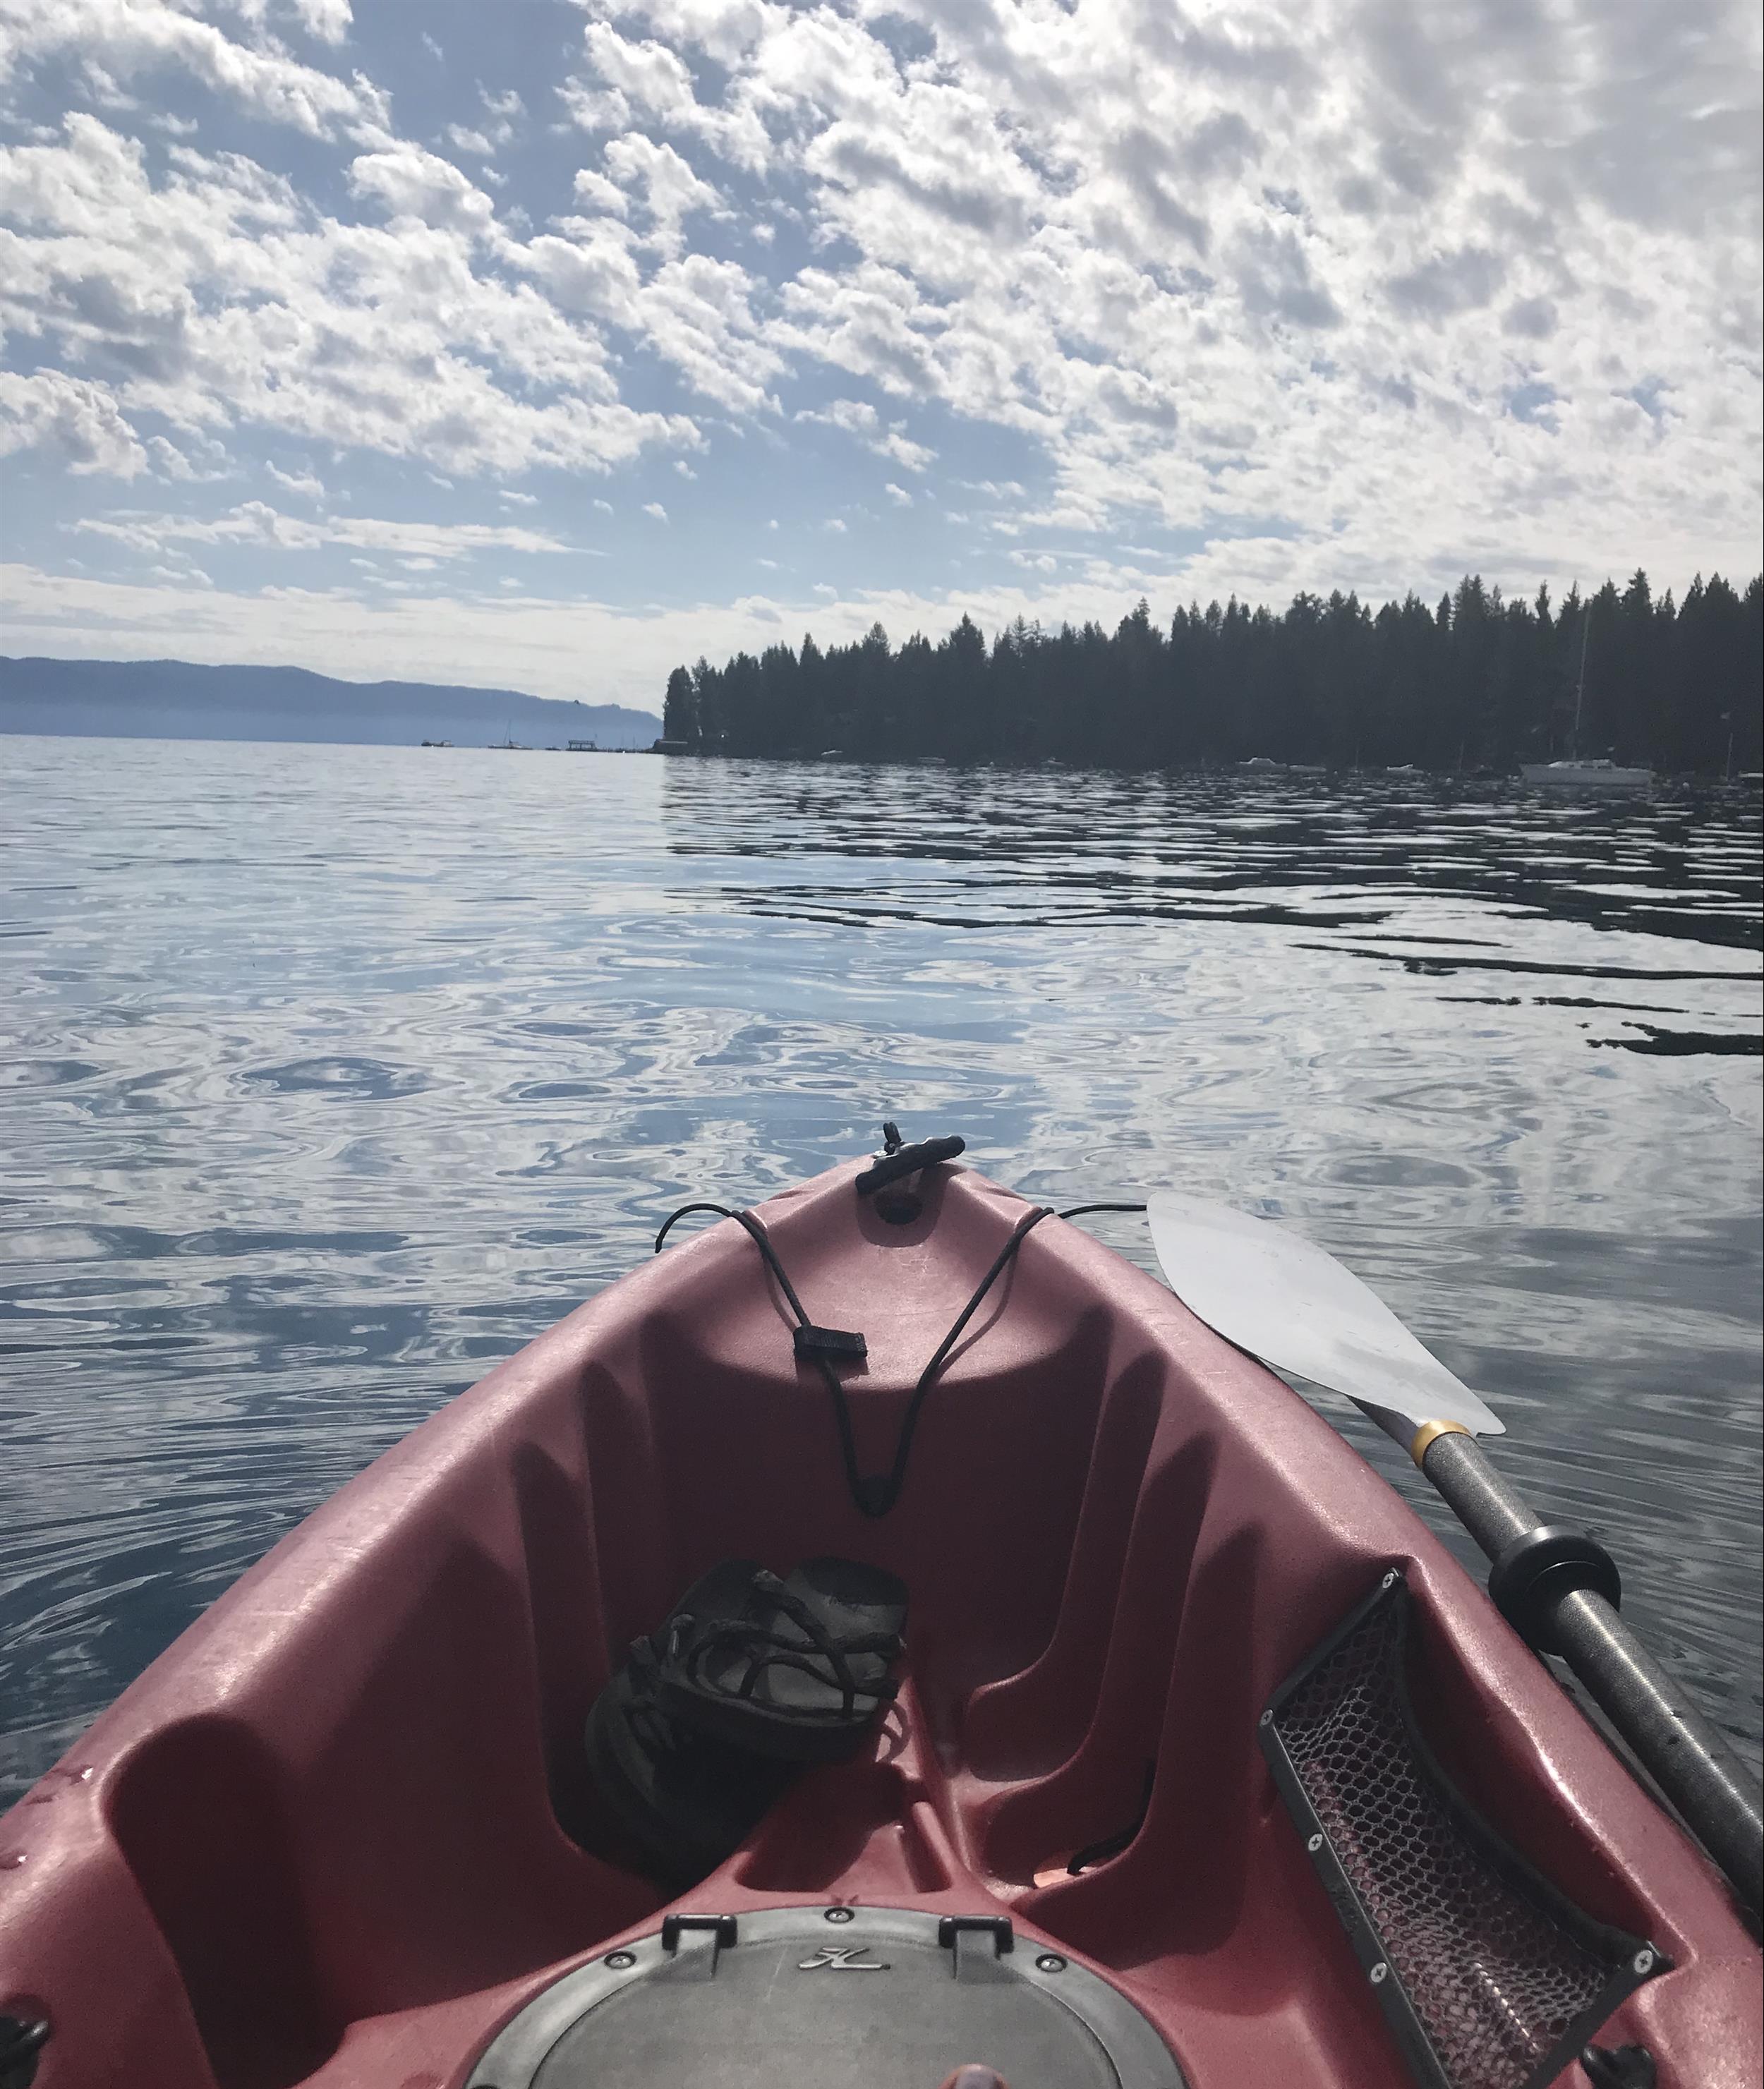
[1520,758,1653,787]
[1522,596,1653,788]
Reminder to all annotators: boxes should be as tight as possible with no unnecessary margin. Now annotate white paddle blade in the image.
[1144,1191,1504,1441]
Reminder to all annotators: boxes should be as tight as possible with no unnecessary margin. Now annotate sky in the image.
[0,0,1759,713]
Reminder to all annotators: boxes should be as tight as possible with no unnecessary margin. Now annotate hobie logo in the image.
[797,1944,890,1971]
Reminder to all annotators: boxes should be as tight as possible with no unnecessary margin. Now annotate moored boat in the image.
[1520,760,1654,789]
[1,1150,1758,2088]
[1519,595,1654,791]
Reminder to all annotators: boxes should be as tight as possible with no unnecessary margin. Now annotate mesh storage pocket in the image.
[1260,1572,1663,2089]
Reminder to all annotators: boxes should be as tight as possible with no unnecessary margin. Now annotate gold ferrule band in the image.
[1410,1418,1470,1468]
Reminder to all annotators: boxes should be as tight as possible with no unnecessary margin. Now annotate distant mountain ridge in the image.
[0,657,661,749]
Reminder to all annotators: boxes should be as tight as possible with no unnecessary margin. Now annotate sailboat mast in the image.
[1571,591,1590,756]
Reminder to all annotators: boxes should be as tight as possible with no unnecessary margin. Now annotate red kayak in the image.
[1,1156,1758,2088]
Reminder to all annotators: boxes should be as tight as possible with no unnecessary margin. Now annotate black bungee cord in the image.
[653,1175,1148,1518]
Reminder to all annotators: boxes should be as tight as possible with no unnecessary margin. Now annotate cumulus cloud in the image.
[442,86,524,161]
[564,20,771,171]
[0,0,387,140]
[146,430,230,480]
[0,366,145,473]
[348,143,497,234]
[798,396,936,471]
[630,253,781,411]
[579,25,692,124]
[0,114,699,479]
[290,0,351,45]
[600,131,724,253]
[798,399,878,437]
[265,461,324,497]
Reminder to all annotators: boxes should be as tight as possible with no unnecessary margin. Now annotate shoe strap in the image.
[669,1572,900,1721]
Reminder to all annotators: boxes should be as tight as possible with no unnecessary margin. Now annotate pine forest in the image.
[661,569,1763,775]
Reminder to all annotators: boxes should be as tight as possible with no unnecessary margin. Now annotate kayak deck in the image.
[1,1162,1757,2087]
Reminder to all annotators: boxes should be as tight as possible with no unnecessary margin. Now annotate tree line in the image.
[661,569,1763,775]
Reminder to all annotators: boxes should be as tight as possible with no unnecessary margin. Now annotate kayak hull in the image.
[1518,763,1654,787]
[1,1162,1758,2087]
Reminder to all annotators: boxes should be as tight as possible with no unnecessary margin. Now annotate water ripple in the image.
[0,738,1758,1798]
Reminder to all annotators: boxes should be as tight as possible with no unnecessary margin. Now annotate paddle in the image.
[1143,1192,1764,1919]
[1147,1191,1504,1462]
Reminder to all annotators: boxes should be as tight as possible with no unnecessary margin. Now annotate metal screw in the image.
[1035,1954,1067,1973]
[825,1906,854,1924]
[1382,1570,1398,1590]
[604,1950,636,1970]
[1259,1709,1273,1728]
[1307,1833,1324,1853]
[1370,1962,1389,1985]
[1633,1949,1655,1976]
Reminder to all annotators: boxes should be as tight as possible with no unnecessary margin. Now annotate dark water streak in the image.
[1,738,1759,1801]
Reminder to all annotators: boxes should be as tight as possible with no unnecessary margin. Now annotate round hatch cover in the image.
[466,1908,1187,2089]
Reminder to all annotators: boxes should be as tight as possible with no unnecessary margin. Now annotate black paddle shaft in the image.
[1421,1430,1764,1920]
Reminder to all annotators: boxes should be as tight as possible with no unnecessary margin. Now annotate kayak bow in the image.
[0,1152,1756,2089]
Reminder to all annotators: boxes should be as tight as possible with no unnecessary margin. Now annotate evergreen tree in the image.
[663,665,694,744]
[658,567,1763,775]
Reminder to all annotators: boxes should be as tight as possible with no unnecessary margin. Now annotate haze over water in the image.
[1,735,1760,1798]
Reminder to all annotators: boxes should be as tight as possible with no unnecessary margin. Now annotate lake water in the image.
[1,735,1760,1801]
